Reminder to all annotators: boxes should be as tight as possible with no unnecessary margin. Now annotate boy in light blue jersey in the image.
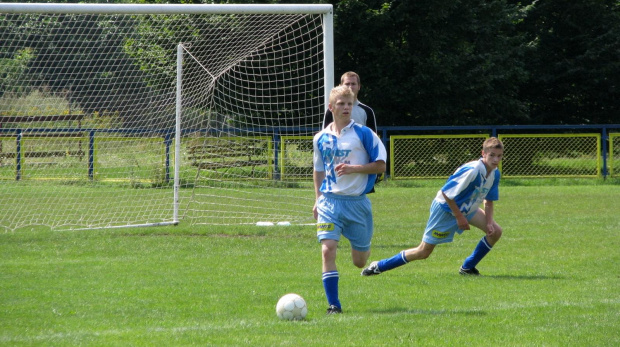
[313,85,386,314]
[362,137,504,277]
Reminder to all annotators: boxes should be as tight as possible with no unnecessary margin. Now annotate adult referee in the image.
[322,71,377,133]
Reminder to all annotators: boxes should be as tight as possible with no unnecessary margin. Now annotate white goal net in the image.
[0,3,333,230]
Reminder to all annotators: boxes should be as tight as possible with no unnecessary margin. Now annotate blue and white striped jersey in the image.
[313,120,386,196]
[435,159,500,215]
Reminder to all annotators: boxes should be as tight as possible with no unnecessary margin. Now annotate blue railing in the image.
[2,124,619,180]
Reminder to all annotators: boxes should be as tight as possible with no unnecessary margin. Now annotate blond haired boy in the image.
[313,86,386,314]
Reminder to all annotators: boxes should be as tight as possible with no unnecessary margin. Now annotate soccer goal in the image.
[0,3,333,231]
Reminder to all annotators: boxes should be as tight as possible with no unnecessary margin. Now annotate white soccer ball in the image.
[276,293,308,321]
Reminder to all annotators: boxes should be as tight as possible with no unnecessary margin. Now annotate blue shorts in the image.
[422,200,478,245]
[316,193,373,252]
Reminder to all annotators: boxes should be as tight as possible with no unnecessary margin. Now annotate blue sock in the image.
[322,271,340,308]
[462,236,493,270]
[377,251,408,272]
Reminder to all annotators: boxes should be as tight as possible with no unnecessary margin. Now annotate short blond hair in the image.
[329,85,355,105]
[483,137,504,152]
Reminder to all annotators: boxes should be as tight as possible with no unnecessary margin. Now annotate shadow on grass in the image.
[369,307,487,316]
[371,244,418,249]
[483,274,564,280]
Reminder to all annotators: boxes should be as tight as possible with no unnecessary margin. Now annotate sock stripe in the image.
[400,250,408,264]
[322,271,339,280]
[481,236,493,250]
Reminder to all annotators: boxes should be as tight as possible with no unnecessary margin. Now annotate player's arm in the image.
[334,160,385,177]
[484,199,496,235]
[441,191,470,230]
[312,170,325,220]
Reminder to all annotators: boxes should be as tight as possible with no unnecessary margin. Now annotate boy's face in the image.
[341,76,360,99]
[329,95,354,120]
[481,147,503,171]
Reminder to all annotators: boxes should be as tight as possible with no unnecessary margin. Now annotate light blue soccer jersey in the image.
[434,159,500,215]
[313,120,386,196]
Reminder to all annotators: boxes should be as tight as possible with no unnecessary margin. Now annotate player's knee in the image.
[488,225,503,243]
[494,225,503,238]
[353,258,367,268]
[352,251,370,268]
[321,243,337,261]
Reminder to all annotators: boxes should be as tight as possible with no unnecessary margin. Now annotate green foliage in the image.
[330,0,620,126]
[334,0,530,126]
[519,0,620,124]
[0,89,81,118]
[3,1,619,126]
[1,185,618,345]
[0,47,35,96]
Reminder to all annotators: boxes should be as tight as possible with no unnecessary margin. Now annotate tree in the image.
[0,11,154,123]
[519,0,620,124]
[333,0,529,126]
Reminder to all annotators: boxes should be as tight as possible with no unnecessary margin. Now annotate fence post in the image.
[88,131,95,180]
[602,127,608,179]
[15,129,22,181]
[274,128,281,180]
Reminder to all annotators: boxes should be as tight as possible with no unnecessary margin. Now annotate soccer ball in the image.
[276,293,308,320]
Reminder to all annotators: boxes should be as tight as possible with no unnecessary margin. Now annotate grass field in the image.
[1,182,619,346]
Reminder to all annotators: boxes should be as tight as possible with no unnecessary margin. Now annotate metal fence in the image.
[380,125,619,179]
[611,133,620,178]
[390,134,488,179]
[276,125,620,180]
[2,124,619,181]
[391,133,602,179]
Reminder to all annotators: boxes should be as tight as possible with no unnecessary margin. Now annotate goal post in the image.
[0,3,333,231]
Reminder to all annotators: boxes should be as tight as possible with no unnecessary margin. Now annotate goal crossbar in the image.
[0,3,333,15]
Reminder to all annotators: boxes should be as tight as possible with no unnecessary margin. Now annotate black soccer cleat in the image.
[361,261,382,276]
[459,266,481,276]
[326,305,342,315]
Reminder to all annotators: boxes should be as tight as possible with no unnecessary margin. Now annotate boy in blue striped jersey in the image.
[313,85,387,314]
[362,137,504,277]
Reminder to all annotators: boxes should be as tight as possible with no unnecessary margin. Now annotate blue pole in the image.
[15,129,21,181]
[88,131,95,180]
[274,129,280,180]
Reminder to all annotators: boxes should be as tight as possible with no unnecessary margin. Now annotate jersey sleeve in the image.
[485,170,501,201]
[441,165,477,200]
[359,126,386,163]
[312,133,325,172]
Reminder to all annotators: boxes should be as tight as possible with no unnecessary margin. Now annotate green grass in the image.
[1,184,619,346]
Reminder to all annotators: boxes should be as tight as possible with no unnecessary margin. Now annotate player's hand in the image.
[334,163,360,176]
[313,203,318,220]
[334,163,349,176]
[486,223,495,236]
[457,215,470,230]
